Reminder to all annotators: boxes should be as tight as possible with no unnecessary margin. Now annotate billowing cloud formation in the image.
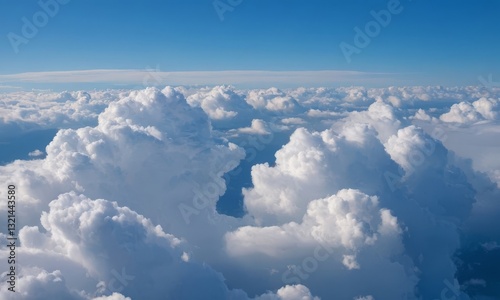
[0,90,123,137]
[186,86,243,120]
[242,102,400,226]
[235,119,271,135]
[246,88,302,113]
[0,86,322,299]
[0,87,245,238]
[1,85,498,137]
[0,85,499,299]
[227,189,402,269]
[0,192,317,299]
[228,99,485,299]
[1,192,235,299]
[440,97,499,124]
[0,269,87,300]
[255,284,320,300]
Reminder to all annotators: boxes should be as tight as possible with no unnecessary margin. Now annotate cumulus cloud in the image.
[0,87,247,268]
[0,269,86,300]
[227,189,402,270]
[11,192,242,299]
[306,109,344,118]
[1,191,318,299]
[246,88,303,113]
[0,86,323,299]
[186,86,243,120]
[354,296,374,300]
[1,85,499,299]
[281,118,306,125]
[93,293,131,300]
[236,119,271,135]
[0,90,123,136]
[384,125,438,174]
[440,102,484,124]
[28,149,44,157]
[345,101,402,143]
[440,97,499,124]
[229,97,483,298]
[411,109,433,121]
[473,97,498,120]
[255,284,320,300]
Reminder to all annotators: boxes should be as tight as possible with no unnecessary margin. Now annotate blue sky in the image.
[0,0,499,88]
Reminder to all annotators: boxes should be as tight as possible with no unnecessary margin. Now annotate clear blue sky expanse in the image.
[0,0,499,88]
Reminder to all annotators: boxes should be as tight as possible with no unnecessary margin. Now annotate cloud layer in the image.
[0,84,499,299]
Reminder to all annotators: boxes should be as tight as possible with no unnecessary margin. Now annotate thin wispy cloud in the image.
[0,69,404,88]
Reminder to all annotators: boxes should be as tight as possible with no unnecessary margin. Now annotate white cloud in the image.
[342,101,401,143]
[383,95,400,108]
[384,125,436,174]
[186,86,242,120]
[342,255,360,270]
[92,293,131,300]
[440,102,483,123]
[16,192,242,299]
[354,296,374,300]
[236,119,271,135]
[1,191,314,299]
[0,269,86,300]
[0,90,123,135]
[28,149,44,157]
[255,284,320,300]
[473,97,498,120]
[228,189,402,271]
[306,109,344,118]
[246,88,302,112]
[281,118,305,125]
[411,109,432,121]
[440,97,498,124]
[1,85,499,299]
[0,87,246,264]
[0,70,397,88]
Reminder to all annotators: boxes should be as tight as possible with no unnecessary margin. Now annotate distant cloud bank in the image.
[0,69,406,89]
